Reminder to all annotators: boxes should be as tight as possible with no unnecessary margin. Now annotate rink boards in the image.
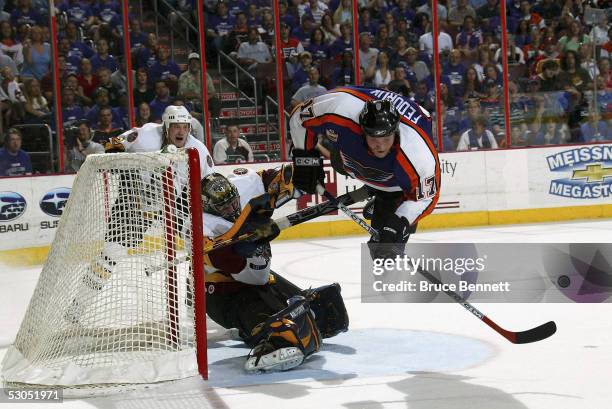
[1,143,611,265]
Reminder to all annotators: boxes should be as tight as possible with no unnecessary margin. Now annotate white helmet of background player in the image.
[162,105,192,130]
[162,105,192,147]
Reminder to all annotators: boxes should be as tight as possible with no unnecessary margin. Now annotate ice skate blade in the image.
[245,347,304,373]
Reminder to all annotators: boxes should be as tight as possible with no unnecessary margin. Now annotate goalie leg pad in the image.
[246,295,321,372]
[304,283,349,338]
[256,273,348,339]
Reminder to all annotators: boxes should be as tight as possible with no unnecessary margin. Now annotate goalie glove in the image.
[259,163,301,208]
[104,137,125,153]
[292,149,324,194]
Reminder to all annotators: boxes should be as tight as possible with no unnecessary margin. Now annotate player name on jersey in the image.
[369,89,424,125]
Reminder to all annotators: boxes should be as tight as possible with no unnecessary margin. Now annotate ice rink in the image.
[1,219,611,409]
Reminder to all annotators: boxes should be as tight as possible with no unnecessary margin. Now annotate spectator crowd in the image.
[202,0,612,151]
[1,0,611,176]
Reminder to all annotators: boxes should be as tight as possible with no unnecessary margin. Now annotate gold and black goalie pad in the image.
[304,283,349,338]
[249,295,321,358]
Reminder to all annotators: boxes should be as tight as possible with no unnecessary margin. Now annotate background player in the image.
[105,104,215,178]
[65,105,215,323]
[289,87,441,259]
[201,167,348,372]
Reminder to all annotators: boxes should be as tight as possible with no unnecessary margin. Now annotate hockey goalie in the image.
[200,166,349,372]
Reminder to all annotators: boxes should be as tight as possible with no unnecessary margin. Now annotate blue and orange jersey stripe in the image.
[302,113,361,150]
[333,87,442,221]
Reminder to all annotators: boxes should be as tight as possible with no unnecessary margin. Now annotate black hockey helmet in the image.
[359,99,400,137]
[201,173,241,222]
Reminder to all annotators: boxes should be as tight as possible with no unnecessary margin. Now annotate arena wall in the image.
[1,143,610,266]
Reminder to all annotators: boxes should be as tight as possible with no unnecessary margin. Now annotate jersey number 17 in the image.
[416,175,436,200]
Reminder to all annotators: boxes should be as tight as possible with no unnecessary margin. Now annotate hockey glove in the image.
[368,214,412,260]
[232,194,280,257]
[104,137,125,153]
[292,149,325,194]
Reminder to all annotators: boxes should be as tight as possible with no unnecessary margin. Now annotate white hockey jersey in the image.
[118,122,215,179]
[204,169,271,286]
[289,85,441,225]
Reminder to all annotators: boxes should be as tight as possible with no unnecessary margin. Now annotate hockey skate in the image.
[245,343,305,373]
[244,295,321,373]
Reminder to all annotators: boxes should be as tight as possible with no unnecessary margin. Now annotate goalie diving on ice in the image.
[200,167,349,372]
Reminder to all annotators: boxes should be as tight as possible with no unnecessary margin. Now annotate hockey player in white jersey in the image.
[289,86,441,260]
[201,167,348,372]
[64,105,215,323]
[103,105,215,178]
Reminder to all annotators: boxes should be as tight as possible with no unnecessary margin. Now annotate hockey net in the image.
[1,148,207,396]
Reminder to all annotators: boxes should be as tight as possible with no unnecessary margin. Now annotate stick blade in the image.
[513,321,557,344]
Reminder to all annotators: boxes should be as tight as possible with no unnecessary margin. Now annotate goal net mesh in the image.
[1,150,203,395]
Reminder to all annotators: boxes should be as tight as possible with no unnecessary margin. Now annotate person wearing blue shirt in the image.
[207,1,235,51]
[392,0,416,23]
[330,50,355,88]
[0,128,32,176]
[59,0,94,28]
[94,0,120,24]
[129,18,148,50]
[292,14,315,49]
[61,87,86,124]
[147,46,181,85]
[90,38,118,73]
[149,80,172,121]
[64,22,95,59]
[278,1,295,28]
[579,114,610,142]
[136,33,159,69]
[10,0,44,27]
[329,22,353,56]
[20,26,50,81]
[306,28,331,62]
[226,0,246,18]
[85,88,123,126]
[357,8,378,37]
[442,49,467,98]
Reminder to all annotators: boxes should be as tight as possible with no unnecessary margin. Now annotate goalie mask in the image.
[201,173,241,222]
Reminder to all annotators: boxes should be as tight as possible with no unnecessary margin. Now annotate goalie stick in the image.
[203,185,370,254]
[145,186,370,274]
[319,187,557,345]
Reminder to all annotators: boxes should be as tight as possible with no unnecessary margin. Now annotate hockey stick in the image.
[202,185,370,254]
[316,185,379,240]
[145,186,370,274]
[320,187,557,344]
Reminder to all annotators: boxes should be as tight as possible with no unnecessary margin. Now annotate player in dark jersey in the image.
[289,86,441,259]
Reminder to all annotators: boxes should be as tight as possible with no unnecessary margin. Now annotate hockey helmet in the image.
[201,173,241,222]
[359,99,400,137]
[162,105,192,131]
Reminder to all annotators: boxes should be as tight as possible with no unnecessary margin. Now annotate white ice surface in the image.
[1,219,611,409]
